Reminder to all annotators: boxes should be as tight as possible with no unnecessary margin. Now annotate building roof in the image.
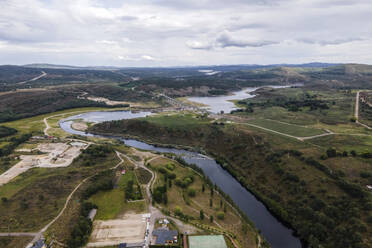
[88,208,97,221]
[152,228,178,245]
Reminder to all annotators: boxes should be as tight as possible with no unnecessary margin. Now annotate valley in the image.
[0,64,372,248]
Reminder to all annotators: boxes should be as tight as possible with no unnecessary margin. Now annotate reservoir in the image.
[188,86,290,114]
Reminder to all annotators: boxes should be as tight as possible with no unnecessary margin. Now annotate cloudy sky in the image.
[0,0,371,66]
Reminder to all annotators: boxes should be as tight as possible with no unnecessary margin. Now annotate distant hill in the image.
[23,63,121,71]
[22,62,340,71]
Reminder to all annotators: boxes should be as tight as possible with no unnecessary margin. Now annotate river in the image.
[59,109,302,248]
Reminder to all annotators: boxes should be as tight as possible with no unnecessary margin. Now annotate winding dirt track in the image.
[23,151,124,248]
[17,71,47,85]
[355,91,372,129]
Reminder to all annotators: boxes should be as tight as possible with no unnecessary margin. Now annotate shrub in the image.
[216,212,225,220]
[326,148,337,158]
[187,188,196,197]
[360,171,372,178]
[174,206,182,216]
[166,163,175,171]
[200,210,204,220]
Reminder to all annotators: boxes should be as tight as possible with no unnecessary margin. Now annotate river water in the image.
[59,86,301,248]
[59,95,302,247]
[188,86,290,114]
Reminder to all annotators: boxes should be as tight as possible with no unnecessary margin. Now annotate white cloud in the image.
[186,41,213,50]
[0,0,371,66]
[141,55,156,61]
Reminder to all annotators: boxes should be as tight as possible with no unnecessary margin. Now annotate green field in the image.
[143,113,210,128]
[88,170,145,220]
[237,88,356,126]
[246,118,325,137]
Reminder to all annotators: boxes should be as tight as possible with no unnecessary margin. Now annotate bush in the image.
[361,152,372,159]
[82,170,114,199]
[366,215,372,223]
[200,210,204,220]
[153,186,167,203]
[360,171,372,178]
[166,163,175,171]
[67,217,92,248]
[326,148,337,158]
[187,188,196,197]
[216,212,225,220]
[0,126,17,138]
[174,206,182,216]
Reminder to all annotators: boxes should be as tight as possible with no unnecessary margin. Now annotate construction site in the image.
[87,213,150,247]
[0,141,88,186]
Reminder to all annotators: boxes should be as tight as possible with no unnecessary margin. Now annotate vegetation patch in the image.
[246,119,325,137]
[91,114,372,247]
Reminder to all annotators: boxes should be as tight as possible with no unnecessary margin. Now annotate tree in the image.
[326,148,337,158]
[168,179,172,188]
[188,188,196,197]
[217,212,225,220]
[163,193,168,205]
[20,199,28,210]
[200,210,204,220]
[242,223,248,234]
[175,206,182,216]
[351,150,357,157]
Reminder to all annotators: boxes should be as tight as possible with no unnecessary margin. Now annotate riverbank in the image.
[88,129,303,247]
[85,118,303,248]
[86,112,372,248]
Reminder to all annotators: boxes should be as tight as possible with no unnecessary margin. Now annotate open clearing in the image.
[0,141,88,186]
[87,212,147,247]
[246,118,326,137]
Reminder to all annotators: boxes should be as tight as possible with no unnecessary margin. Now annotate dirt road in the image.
[17,71,47,85]
[25,151,124,248]
[355,91,372,129]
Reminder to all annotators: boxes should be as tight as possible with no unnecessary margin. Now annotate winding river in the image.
[59,88,303,248]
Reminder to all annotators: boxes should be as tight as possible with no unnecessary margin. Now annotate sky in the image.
[0,0,371,67]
